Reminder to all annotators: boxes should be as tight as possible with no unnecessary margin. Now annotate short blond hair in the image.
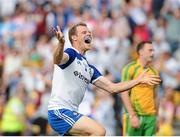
[68,22,87,44]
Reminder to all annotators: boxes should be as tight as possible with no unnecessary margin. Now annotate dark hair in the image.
[68,22,87,44]
[136,41,152,54]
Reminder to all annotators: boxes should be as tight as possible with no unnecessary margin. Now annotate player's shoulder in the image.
[122,60,138,77]
[123,60,137,70]
[64,47,85,60]
[64,47,77,54]
[121,61,137,80]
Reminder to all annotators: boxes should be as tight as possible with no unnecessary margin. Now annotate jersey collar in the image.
[71,47,87,60]
[71,47,80,53]
[136,59,151,69]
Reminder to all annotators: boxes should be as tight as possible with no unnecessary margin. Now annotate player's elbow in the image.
[53,60,58,65]
[108,83,126,94]
[53,59,60,65]
[107,84,117,94]
[53,56,59,64]
[53,55,62,65]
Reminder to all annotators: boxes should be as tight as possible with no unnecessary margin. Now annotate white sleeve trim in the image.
[92,76,103,84]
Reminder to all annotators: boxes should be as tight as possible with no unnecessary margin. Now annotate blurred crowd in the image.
[0,0,180,135]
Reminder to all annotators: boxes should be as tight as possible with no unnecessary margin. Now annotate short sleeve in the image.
[58,48,76,69]
[89,65,102,83]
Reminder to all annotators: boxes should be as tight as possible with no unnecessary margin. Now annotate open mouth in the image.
[84,35,92,44]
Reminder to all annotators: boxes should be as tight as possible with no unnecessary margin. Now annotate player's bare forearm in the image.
[112,79,140,93]
[121,91,140,128]
[112,73,161,93]
[52,26,65,64]
[94,76,140,94]
[95,74,160,94]
[121,91,136,116]
[53,42,65,64]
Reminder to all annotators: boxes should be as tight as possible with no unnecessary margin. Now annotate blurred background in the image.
[0,0,180,136]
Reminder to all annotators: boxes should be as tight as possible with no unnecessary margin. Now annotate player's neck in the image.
[139,58,149,68]
[72,45,86,55]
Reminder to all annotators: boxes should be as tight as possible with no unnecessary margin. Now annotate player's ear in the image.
[72,35,77,41]
[139,49,143,55]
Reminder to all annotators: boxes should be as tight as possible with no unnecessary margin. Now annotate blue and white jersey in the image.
[48,47,102,111]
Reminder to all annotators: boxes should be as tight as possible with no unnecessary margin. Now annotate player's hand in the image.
[130,115,140,128]
[138,70,161,86]
[52,26,65,44]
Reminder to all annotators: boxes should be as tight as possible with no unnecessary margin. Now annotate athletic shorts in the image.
[48,108,83,135]
[123,114,156,136]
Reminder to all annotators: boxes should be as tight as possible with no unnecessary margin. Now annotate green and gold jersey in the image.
[121,59,159,115]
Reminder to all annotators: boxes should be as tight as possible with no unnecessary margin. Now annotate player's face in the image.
[76,26,92,51]
[140,43,154,63]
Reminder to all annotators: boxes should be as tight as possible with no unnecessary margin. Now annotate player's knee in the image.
[100,127,106,136]
[95,127,106,136]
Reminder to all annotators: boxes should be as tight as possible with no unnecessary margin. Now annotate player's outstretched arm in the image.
[52,26,69,65]
[94,70,161,94]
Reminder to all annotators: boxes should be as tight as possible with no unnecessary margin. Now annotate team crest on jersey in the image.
[77,61,81,65]
[89,68,92,76]
[83,62,88,72]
